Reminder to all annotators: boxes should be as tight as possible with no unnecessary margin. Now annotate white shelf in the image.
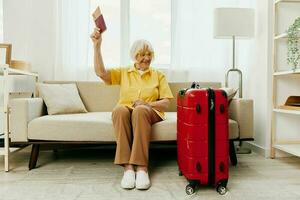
[274,144,300,157]
[274,33,288,40]
[273,69,300,76]
[274,29,300,40]
[275,0,300,4]
[0,65,38,77]
[0,64,39,171]
[273,108,300,115]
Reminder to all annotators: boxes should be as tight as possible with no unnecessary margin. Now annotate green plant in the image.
[287,17,300,70]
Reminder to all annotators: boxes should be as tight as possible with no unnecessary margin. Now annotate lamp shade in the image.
[214,8,254,39]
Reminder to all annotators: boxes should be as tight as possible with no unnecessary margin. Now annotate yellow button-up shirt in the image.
[108,65,174,120]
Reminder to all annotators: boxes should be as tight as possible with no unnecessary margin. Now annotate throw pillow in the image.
[37,83,88,115]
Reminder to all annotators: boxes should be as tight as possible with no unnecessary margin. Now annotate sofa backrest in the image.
[43,81,221,112]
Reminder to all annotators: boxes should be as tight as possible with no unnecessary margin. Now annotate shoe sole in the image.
[136,185,151,190]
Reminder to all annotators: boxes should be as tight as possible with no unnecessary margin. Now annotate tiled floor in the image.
[1,145,300,200]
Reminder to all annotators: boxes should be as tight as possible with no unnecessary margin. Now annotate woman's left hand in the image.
[132,100,151,108]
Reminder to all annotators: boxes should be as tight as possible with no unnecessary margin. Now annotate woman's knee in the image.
[132,105,151,118]
[112,106,131,120]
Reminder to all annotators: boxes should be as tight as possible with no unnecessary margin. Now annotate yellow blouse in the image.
[108,65,174,119]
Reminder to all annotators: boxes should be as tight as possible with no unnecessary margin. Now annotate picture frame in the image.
[0,43,12,66]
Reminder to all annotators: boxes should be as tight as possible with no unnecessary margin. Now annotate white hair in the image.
[130,39,155,61]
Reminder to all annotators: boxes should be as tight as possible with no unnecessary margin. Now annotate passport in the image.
[92,6,107,33]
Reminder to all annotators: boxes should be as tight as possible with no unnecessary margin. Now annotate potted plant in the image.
[287,17,300,70]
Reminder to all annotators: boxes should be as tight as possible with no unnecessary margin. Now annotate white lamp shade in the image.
[214,8,255,39]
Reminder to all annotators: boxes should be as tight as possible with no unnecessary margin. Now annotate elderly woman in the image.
[91,28,173,190]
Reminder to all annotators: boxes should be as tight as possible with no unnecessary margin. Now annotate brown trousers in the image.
[112,105,162,166]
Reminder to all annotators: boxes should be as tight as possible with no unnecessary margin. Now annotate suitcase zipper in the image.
[207,88,215,186]
[210,99,214,111]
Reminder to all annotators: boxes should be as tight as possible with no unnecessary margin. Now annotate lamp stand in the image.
[225,36,251,154]
[225,36,243,98]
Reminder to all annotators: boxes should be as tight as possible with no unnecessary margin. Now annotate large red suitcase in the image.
[177,87,229,195]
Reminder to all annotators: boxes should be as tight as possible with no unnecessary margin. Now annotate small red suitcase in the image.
[177,87,229,195]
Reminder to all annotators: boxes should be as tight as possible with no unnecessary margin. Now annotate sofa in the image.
[9,81,253,170]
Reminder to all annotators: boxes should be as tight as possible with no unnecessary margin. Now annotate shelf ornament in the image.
[287,17,300,70]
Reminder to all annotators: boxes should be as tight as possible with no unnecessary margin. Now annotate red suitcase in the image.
[177,87,229,195]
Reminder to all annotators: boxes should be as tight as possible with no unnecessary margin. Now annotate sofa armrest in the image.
[229,98,254,140]
[10,98,46,142]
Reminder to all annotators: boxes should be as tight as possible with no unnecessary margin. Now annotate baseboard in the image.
[242,141,268,157]
[243,141,293,158]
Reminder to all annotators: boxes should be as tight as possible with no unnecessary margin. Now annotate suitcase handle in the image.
[196,104,201,113]
[191,82,200,89]
[178,89,189,97]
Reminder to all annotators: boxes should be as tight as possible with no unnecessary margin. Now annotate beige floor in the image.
[1,145,300,200]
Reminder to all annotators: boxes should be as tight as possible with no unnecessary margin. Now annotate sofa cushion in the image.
[28,112,239,141]
[28,112,115,142]
[151,112,177,141]
[28,112,178,142]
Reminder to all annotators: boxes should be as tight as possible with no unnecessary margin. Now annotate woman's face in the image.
[135,50,153,71]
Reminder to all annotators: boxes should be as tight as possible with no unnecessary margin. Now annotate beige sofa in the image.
[9,81,253,169]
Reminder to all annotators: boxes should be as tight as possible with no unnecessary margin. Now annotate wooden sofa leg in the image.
[229,140,237,166]
[29,144,40,170]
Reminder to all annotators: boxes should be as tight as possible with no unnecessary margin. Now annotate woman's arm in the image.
[148,98,170,112]
[90,28,111,84]
[133,98,170,112]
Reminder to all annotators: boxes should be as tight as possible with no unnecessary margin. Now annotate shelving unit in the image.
[0,64,39,171]
[271,0,300,158]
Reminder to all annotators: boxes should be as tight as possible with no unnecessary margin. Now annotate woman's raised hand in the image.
[90,27,102,49]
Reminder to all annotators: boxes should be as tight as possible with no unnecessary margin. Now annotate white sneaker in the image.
[121,170,135,189]
[136,170,151,190]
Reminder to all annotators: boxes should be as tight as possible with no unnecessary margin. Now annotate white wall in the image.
[3,0,56,81]
[1,0,45,133]
[243,0,272,155]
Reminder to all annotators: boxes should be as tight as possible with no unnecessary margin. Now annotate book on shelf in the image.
[92,6,107,33]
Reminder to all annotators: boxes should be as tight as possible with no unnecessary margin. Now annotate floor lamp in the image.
[214,8,254,97]
[214,8,255,153]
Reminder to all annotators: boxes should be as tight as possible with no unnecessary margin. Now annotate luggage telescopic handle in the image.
[196,104,201,113]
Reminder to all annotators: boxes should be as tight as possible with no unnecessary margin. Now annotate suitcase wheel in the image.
[185,184,195,195]
[216,185,227,195]
[185,181,197,195]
